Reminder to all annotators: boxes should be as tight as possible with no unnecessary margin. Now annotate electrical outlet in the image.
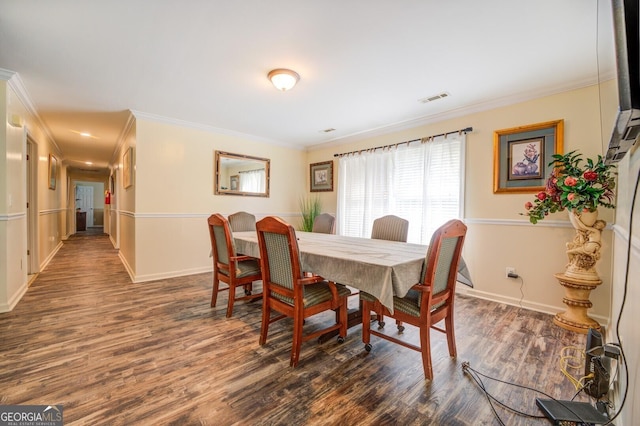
[506,267,516,278]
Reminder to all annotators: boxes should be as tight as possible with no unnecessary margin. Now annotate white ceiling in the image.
[0,0,615,172]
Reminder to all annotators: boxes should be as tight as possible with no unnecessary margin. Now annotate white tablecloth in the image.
[234,231,472,312]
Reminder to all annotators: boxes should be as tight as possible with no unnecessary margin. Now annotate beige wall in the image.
[308,82,618,323]
[125,116,307,282]
[0,75,64,311]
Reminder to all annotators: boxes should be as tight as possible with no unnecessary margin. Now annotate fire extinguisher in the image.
[105,190,111,205]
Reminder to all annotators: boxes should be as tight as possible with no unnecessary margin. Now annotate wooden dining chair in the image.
[312,213,335,234]
[369,214,409,327]
[371,215,409,242]
[228,211,257,232]
[207,213,262,317]
[361,219,467,380]
[256,216,351,367]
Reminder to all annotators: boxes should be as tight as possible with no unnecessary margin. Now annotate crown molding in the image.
[1,68,61,154]
[309,76,615,151]
[130,110,305,151]
[110,111,137,166]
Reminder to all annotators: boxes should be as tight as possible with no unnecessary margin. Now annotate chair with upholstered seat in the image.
[361,219,467,380]
[256,216,351,367]
[312,213,335,234]
[369,214,409,327]
[228,211,257,232]
[371,215,409,242]
[207,213,262,317]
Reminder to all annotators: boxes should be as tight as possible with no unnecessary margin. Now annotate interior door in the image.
[76,185,94,226]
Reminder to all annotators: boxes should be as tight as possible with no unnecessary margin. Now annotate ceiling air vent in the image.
[418,92,450,104]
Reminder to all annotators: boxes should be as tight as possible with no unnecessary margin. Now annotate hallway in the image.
[0,233,589,425]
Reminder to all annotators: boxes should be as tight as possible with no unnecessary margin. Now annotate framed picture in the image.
[493,120,564,193]
[230,175,239,191]
[123,147,133,189]
[310,160,333,192]
[48,154,58,190]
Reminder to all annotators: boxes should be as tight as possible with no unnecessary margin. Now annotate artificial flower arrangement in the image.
[523,150,616,224]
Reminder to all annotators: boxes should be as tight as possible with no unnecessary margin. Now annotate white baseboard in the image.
[132,266,212,283]
[458,286,609,327]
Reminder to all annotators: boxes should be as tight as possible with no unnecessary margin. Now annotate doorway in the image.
[75,185,94,229]
[26,137,39,277]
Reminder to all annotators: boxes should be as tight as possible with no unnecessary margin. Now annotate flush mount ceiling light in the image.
[268,68,300,91]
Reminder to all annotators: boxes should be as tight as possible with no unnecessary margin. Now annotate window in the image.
[336,134,465,244]
[239,169,266,193]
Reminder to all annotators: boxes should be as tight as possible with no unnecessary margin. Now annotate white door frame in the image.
[26,135,39,274]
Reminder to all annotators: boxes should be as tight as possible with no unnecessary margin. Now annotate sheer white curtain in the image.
[239,169,266,193]
[336,134,465,244]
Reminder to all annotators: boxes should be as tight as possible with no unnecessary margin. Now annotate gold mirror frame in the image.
[215,151,270,197]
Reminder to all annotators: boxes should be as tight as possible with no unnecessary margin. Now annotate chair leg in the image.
[225,284,235,318]
[362,301,371,350]
[259,301,270,346]
[210,271,220,307]
[419,325,433,380]
[290,311,304,367]
[445,312,457,357]
[337,298,347,342]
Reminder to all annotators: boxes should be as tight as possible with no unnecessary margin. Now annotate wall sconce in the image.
[268,68,300,91]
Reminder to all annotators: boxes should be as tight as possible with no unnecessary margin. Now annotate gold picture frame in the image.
[48,154,58,190]
[123,147,133,189]
[310,161,333,192]
[493,120,564,193]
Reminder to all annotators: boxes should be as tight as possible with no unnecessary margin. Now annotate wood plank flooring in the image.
[0,231,591,425]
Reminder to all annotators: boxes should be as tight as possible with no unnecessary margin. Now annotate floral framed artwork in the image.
[48,154,58,190]
[123,147,133,189]
[310,161,333,192]
[493,120,564,193]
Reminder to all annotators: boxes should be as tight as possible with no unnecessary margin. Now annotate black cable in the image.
[516,275,524,309]
[603,162,640,425]
[462,362,506,425]
[462,363,551,421]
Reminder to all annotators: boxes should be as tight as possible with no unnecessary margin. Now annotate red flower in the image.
[536,192,547,201]
[564,176,578,186]
[583,170,598,181]
[525,201,533,210]
[567,193,576,201]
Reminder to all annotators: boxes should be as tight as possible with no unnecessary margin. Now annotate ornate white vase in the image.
[564,210,604,282]
[553,209,605,333]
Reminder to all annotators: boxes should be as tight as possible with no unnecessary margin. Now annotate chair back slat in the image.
[312,213,335,234]
[263,232,296,290]
[371,215,409,242]
[213,225,231,266]
[431,236,460,295]
[229,211,257,232]
[420,219,467,309]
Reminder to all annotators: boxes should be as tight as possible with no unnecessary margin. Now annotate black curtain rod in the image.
[333,126,473,158]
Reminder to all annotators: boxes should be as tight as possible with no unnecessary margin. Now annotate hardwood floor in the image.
[0,232,591,425]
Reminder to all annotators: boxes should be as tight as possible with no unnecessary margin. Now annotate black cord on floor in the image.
[462,362,594,424]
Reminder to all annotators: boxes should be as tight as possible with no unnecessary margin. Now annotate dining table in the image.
[233,230,472,314]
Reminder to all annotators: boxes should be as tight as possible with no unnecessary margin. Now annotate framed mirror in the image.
[215,151,270,197]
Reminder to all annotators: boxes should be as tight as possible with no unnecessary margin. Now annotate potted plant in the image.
[523,150,616,224]
[522,150,616,333]
[299,196,321,232]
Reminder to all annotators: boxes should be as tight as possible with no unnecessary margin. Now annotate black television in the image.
[606,0,640,164]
